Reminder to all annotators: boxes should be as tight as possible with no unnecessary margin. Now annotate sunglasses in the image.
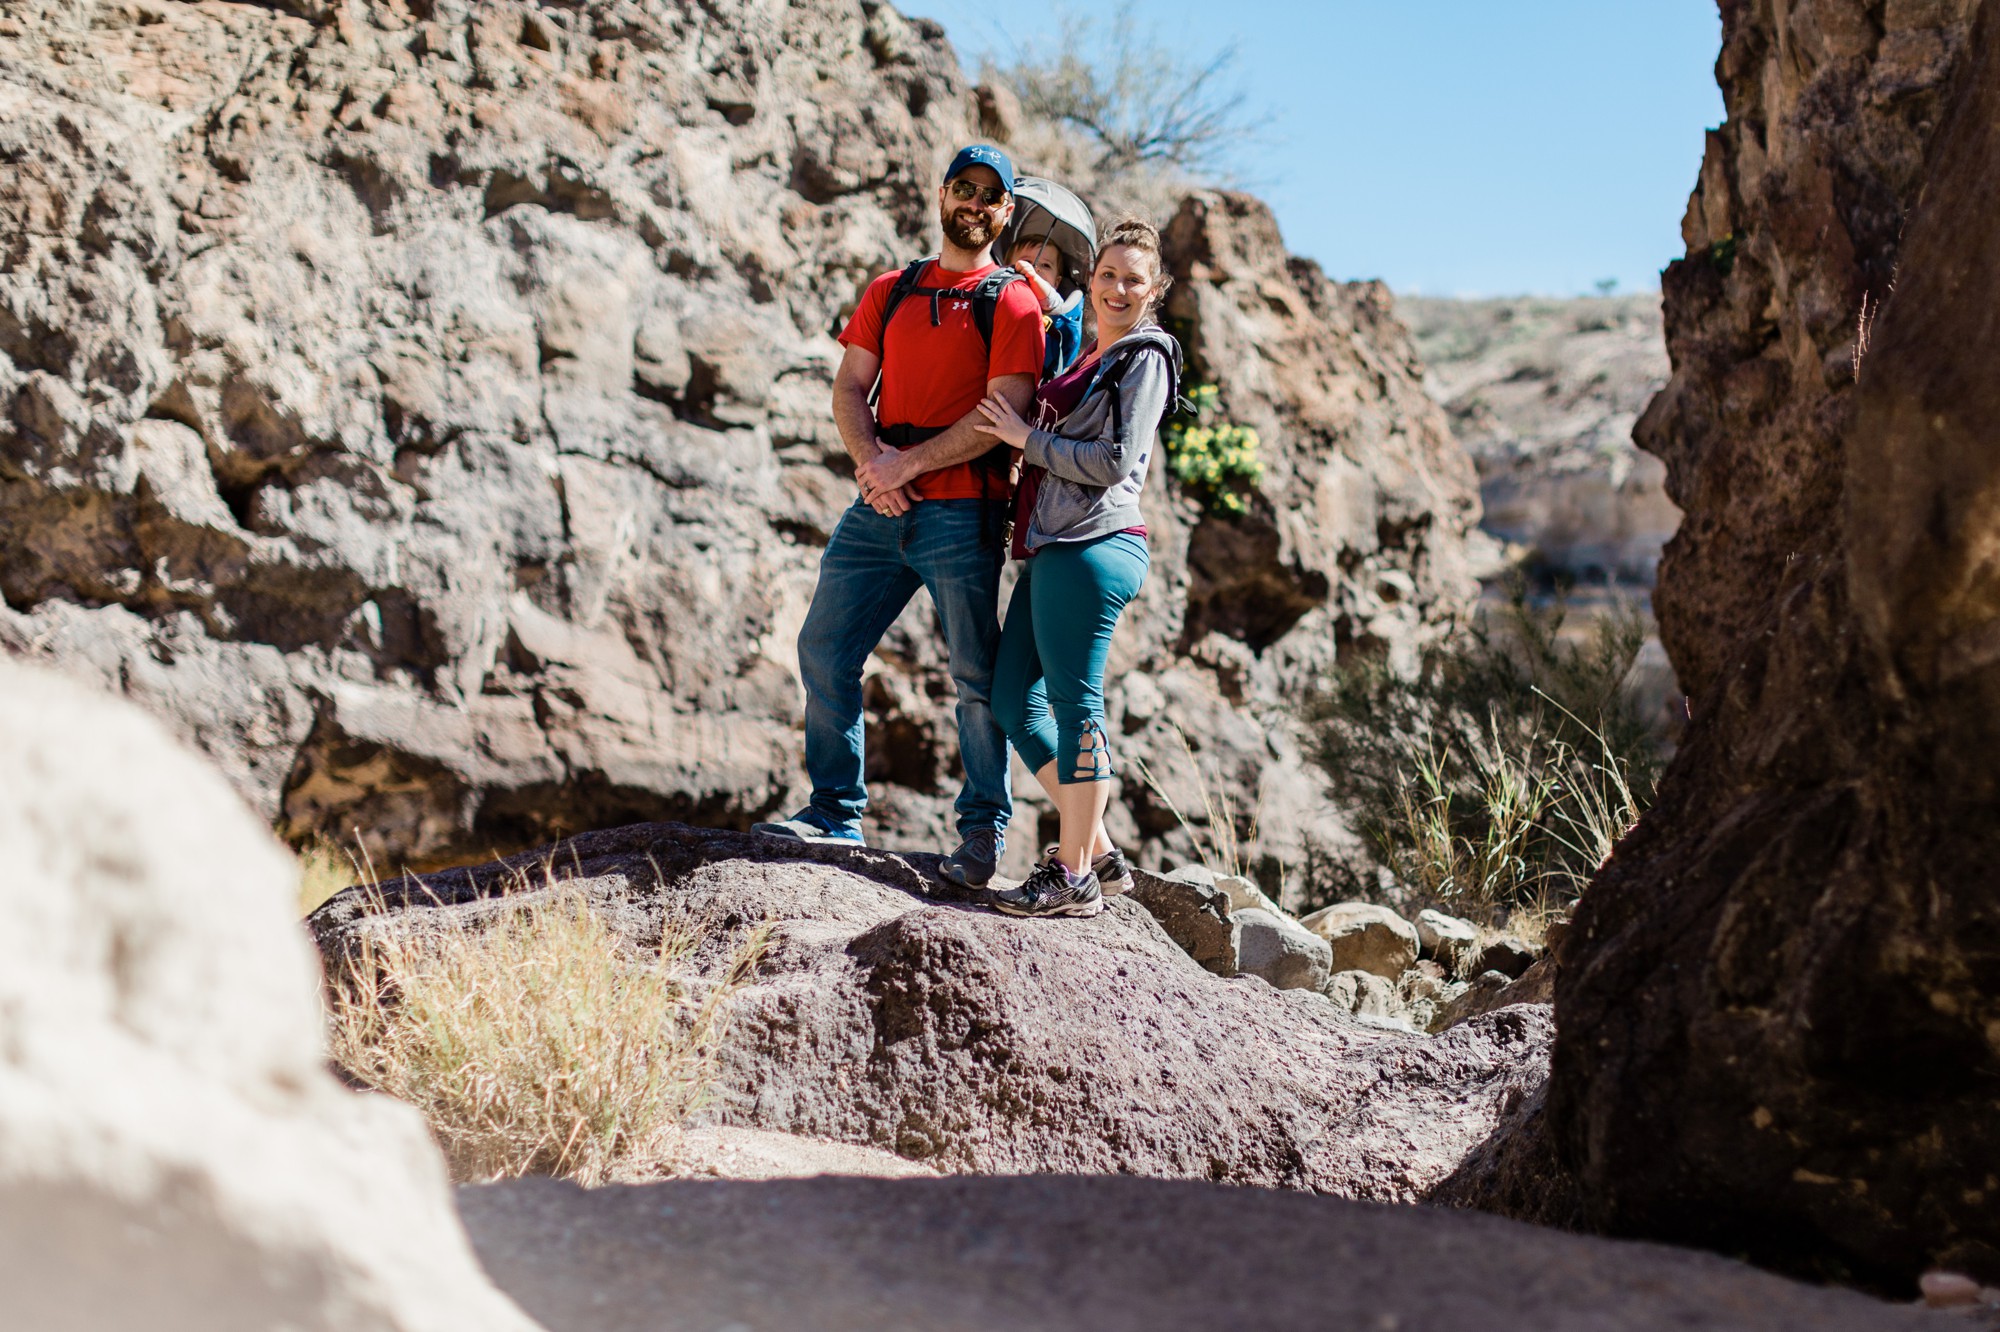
[947,178,1009,209]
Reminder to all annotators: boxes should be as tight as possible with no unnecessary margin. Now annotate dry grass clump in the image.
[1305,590,1661,930]
[1132,724,1265,884]
[296,839,359,917]
[326,874,765,1186]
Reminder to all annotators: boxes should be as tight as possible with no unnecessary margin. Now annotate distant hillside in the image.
[1399,294,1677,592]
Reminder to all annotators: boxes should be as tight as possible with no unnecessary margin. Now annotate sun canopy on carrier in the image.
[996,177,1096,296]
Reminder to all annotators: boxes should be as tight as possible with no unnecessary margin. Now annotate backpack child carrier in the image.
[1089,333,1189,440]
[867,257,1026,416]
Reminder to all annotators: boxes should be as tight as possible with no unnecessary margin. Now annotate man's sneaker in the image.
[751,809,865,845]
[1041,844,1132,896]
[992,853,1103,918]
[937,827,1004,888]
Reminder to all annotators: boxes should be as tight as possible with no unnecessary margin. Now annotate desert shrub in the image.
[326,875,766,1186]
[1164,383,1263,515]
[1303,591,1663,927]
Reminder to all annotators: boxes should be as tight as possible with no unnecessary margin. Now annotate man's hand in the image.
[855,444,920,516]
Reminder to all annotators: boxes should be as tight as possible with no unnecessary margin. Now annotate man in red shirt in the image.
[755,146,1044,889]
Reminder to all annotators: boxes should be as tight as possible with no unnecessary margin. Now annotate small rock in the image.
[1328,969,1405,1022]
[1416,908,1480,969]
[1215,873,1282,916]
[1401,967,1445,1003]
[1920,1271,1980,1308]
[1428,971,1514,1033]
[1233,908,1333,992]
[1472,936,1539,980]
[1298,902,1419,979]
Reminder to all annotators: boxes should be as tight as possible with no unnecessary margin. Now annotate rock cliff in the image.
[1552,0,2000,1290]
[0,0,1476,882]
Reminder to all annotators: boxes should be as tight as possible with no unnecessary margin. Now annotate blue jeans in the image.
[796,498,1011,838]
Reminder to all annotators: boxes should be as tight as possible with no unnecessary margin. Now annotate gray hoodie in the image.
[1020,324,1178,554]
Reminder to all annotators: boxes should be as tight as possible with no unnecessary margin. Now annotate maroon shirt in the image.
[1011,351,1148,560]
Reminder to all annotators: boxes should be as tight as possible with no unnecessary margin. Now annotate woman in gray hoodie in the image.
[972,216,1181,918]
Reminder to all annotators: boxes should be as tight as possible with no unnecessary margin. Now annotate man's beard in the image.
[941,205,996,251]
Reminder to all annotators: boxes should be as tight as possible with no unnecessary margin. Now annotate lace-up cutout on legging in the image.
[1070,718,1114,782]
[991,532,1149,785]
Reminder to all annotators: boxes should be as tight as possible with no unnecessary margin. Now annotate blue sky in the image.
[897,1,1725,296]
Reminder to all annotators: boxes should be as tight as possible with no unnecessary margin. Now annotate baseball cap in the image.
[942,144,1015,195]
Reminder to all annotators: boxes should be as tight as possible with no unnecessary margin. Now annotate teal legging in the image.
[992,532,1149,783]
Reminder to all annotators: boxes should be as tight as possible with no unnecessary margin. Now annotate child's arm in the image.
[1012,260,1062,313]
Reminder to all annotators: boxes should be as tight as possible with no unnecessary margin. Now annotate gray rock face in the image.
[0,1,1478,882]
[459,1174,1946,1332]
[311,822,1548,1198]
[1232,907,1332,992]
[0,659,535,1332]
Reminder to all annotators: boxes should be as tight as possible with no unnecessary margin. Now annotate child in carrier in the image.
[1007,233,1086,380]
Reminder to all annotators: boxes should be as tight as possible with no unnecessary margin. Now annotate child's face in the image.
[1009,239,1063,289]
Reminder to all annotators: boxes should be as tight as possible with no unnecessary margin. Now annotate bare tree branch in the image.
[982,3,1269,181]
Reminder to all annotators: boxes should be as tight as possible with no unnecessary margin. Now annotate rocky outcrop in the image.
[0,0,1478,885]
[1552,0,2000,1291]
[1633,0,1979,699]
[0,659,535,1330]
[310,822,1547,1198]
[459,1174,1947,1332]
[1404,294,1677,589]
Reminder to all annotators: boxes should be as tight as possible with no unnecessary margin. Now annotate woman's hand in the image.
[975,392,1032,449]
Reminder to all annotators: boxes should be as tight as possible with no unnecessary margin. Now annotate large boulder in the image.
[1299,902,1420,979]
[311,823,1550,1199]
[1551,0,2000,1290]
[1232,907,1333,992]
[459,1174,1940,1332]
[0,660,535,1330]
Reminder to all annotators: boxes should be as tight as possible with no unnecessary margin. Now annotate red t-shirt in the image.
[839,261,1047,500]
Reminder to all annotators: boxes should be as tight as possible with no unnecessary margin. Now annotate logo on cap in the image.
[943,144,1015,195]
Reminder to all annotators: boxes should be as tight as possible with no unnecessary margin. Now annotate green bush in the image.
[1302,590,1664,930]
[1165,384,1263,515]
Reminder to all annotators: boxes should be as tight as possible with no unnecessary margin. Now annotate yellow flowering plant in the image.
[1163,383,1263,515]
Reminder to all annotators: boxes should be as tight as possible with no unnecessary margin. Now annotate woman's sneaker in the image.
[1092,847,1133,896]
[1040,844,1132,896]
[992,854,1103,918]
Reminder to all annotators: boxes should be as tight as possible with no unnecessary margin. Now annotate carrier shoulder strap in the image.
[1091,335,1187,440]
[868,260,1028,409]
